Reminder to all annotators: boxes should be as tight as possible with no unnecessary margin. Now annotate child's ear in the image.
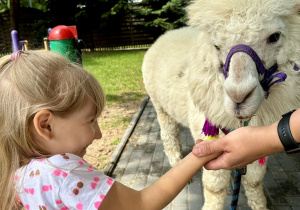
[33,110,53,141]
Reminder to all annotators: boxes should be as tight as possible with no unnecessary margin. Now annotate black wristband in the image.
[277,110,300,154]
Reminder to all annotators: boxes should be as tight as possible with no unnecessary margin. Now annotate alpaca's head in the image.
[186,0,300,125]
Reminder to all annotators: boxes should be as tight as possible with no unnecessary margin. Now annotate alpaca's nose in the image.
[224,52,259,104]
[226,87,255,104]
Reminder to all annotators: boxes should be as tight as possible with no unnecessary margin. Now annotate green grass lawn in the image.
[82,49,147,106]
[81,49,149,169]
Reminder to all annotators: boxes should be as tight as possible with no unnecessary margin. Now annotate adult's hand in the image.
[192,123,284,170]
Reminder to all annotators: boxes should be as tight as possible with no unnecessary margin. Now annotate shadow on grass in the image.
[106,92,145,104]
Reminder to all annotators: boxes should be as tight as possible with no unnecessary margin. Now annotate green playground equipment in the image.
[11,25,82,64]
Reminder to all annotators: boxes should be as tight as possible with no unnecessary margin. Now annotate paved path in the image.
[104,97,300,210]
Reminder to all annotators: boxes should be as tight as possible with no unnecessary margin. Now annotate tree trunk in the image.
[10,0,20,32]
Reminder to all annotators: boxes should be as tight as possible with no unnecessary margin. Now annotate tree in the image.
[135,0,189,39]
[0,0,20,31]
[0,0,47,32]
[75,0,133,50]
[20,0,47,11]
[10,0,20,31]
[75,0,132,31]
[0,0,9,12]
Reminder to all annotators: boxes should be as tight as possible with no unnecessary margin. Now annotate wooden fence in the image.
[80,16,154,51]
[0,7,154,53]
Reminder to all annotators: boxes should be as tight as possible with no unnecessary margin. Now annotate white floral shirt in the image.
[15,153,114,210]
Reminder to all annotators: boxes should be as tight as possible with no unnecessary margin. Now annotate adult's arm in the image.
[192,109,300,170]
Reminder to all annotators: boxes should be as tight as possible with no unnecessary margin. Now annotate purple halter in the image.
[222,44,287,98]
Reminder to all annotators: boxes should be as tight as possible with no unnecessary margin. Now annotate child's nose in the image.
[94,123,102,139]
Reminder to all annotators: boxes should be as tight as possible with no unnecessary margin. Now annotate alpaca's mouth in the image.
[235,115,252,120]
[232,104,256,121]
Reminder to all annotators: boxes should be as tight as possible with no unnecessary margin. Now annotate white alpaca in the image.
[142,0,300,209]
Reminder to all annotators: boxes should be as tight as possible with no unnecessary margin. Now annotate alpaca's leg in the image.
[202,169,231,210]
[156,107,182,166]
[242,161,268,210]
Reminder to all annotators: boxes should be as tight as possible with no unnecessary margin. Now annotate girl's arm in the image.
[99,152,218,210]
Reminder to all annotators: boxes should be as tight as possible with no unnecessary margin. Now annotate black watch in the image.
[277,110,300,154]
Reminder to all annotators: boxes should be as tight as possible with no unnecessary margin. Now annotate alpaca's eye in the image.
[268,32,281,43]
[214,45,221,50]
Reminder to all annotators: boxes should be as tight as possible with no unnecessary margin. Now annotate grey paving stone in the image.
[192,170,202,181]
[269,206,292,210]
[290,154,300,165]
[188,178,202,196]
[289,196,300,207]
[288,172,300,187]
[163,204,171,210]
[171,204,189,210]
[267,155,281,167]
[137,134,148,145]
[277,156,299,172]
[150,119,160,132]
[149,131,159,143]
[265,187,290,205]
[138,154,153,170]
[148,112,157,119]
[173,186,188,206]
[188,196,203,210]
[271,168,289,179]
[111,167,124,180]
[263,171,278,187]
[162,155,172,174]
[277,179,300,196]
[237,206,252,210]
[146,173,161,187]
[123,149,142,174]
[114,150,132,170]
[236,185,248,206]
[120,173,136,187]
[132,179,147,191]
[149,160,164,174]
[144,143,156,155]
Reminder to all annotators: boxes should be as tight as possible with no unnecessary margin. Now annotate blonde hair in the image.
[0,50,105,209]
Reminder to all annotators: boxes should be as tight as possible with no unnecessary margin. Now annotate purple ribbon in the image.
[202,118,219,137]
[222,44,287,98]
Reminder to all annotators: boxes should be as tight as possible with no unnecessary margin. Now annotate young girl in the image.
[0,50,218,210]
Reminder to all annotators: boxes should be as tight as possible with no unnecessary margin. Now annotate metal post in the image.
[11,30,20,52]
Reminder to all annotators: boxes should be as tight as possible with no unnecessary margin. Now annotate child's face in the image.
[50,100,102,157]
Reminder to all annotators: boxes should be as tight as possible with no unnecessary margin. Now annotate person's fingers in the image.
[204,155,250,170]
[204,159,224,170]
[192,139,223,157]
[195,139,203,145]
[203,156,232,170]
